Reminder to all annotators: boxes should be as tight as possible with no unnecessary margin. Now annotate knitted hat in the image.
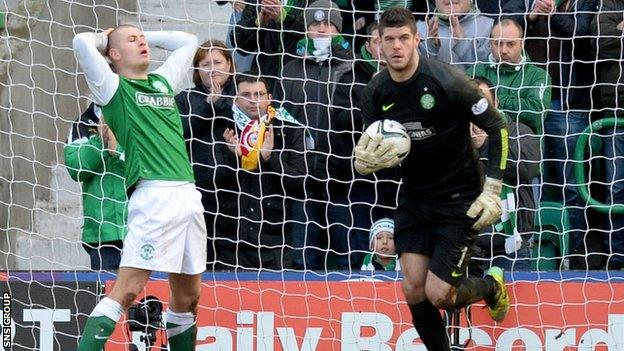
[305,0,343,32]
[369,218,394,250]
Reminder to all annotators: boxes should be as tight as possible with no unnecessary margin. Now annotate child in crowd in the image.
[361,218,401,271]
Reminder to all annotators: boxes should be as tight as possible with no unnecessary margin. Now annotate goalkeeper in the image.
[356,8,510,350]
[73,25,204,350]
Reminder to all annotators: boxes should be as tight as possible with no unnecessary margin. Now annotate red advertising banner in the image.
[106,280,624,350]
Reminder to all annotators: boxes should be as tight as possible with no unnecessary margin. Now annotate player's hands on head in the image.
[96,28,115,54]
[354,133,400,175]
[466,177,503,230]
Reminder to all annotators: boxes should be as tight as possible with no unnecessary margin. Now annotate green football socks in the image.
[77,297,123,351]
[166,309,197,351]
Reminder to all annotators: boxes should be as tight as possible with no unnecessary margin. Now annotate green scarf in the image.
[360,44,380,72]
[495,185,516,235]
[281,0,296,17]
[296,35,349,57]
[377,0,412,11]
[361,252,399,271]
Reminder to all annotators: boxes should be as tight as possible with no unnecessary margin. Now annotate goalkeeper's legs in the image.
[77,267,152,351]
[424,268,499,311]
[423,226,508,322]
[167,273,202,351]
[400,253,451,351]
[401,254,506,350]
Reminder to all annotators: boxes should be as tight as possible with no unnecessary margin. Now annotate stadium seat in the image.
[531,201,570,271]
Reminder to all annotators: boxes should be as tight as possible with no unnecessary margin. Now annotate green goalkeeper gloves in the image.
[354,133,400,175]
[466,177,503,230]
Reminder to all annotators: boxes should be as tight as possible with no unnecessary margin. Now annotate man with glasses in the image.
[220,73,306,270]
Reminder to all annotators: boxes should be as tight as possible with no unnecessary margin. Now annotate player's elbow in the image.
[72,33,87,51]
[187,32,199,47]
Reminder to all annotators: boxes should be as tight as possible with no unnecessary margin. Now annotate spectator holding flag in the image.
[220,74,306,270]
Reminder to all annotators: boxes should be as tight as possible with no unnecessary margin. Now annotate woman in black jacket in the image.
[176,40,238,269]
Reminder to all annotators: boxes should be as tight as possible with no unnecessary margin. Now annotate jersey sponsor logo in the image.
[382,103,395,112]
[139,243,155,260]
[420,93,435,110]
[471,98,489,115]
[403,121,435,140]
[135,92,176,109]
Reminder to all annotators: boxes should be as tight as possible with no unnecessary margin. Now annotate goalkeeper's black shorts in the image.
[394,198,478,287]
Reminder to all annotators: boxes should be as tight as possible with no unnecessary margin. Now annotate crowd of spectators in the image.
[67,0,624,272]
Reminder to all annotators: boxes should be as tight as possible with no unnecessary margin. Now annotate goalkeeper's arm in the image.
[451,73,509,229]
[466,105,508,229]
[353,85,400,175]
[467,116,507,230]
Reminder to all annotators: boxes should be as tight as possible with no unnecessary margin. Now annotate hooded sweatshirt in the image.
[417,6,494,71]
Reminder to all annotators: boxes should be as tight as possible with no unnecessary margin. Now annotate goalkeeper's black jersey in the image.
[360,56,508,201]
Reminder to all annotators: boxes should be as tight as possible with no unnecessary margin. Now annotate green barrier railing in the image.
[573,117,624,214]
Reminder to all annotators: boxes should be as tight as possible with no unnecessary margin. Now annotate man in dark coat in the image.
[273,0,355,270]
[221,74,306,270]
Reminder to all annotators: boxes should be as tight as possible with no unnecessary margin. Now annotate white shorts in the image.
[120,181,207,275]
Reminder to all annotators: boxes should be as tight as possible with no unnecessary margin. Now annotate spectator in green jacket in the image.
[64,102,127,271]
[467,18,551,134]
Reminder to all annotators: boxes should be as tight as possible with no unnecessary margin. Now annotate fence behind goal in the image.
[0,0,623,350]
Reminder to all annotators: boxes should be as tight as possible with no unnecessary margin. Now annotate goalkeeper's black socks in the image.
[408,300,451,351]
[453,276,497,308]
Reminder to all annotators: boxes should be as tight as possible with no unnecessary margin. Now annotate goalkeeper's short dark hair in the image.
[378,7,417,36]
